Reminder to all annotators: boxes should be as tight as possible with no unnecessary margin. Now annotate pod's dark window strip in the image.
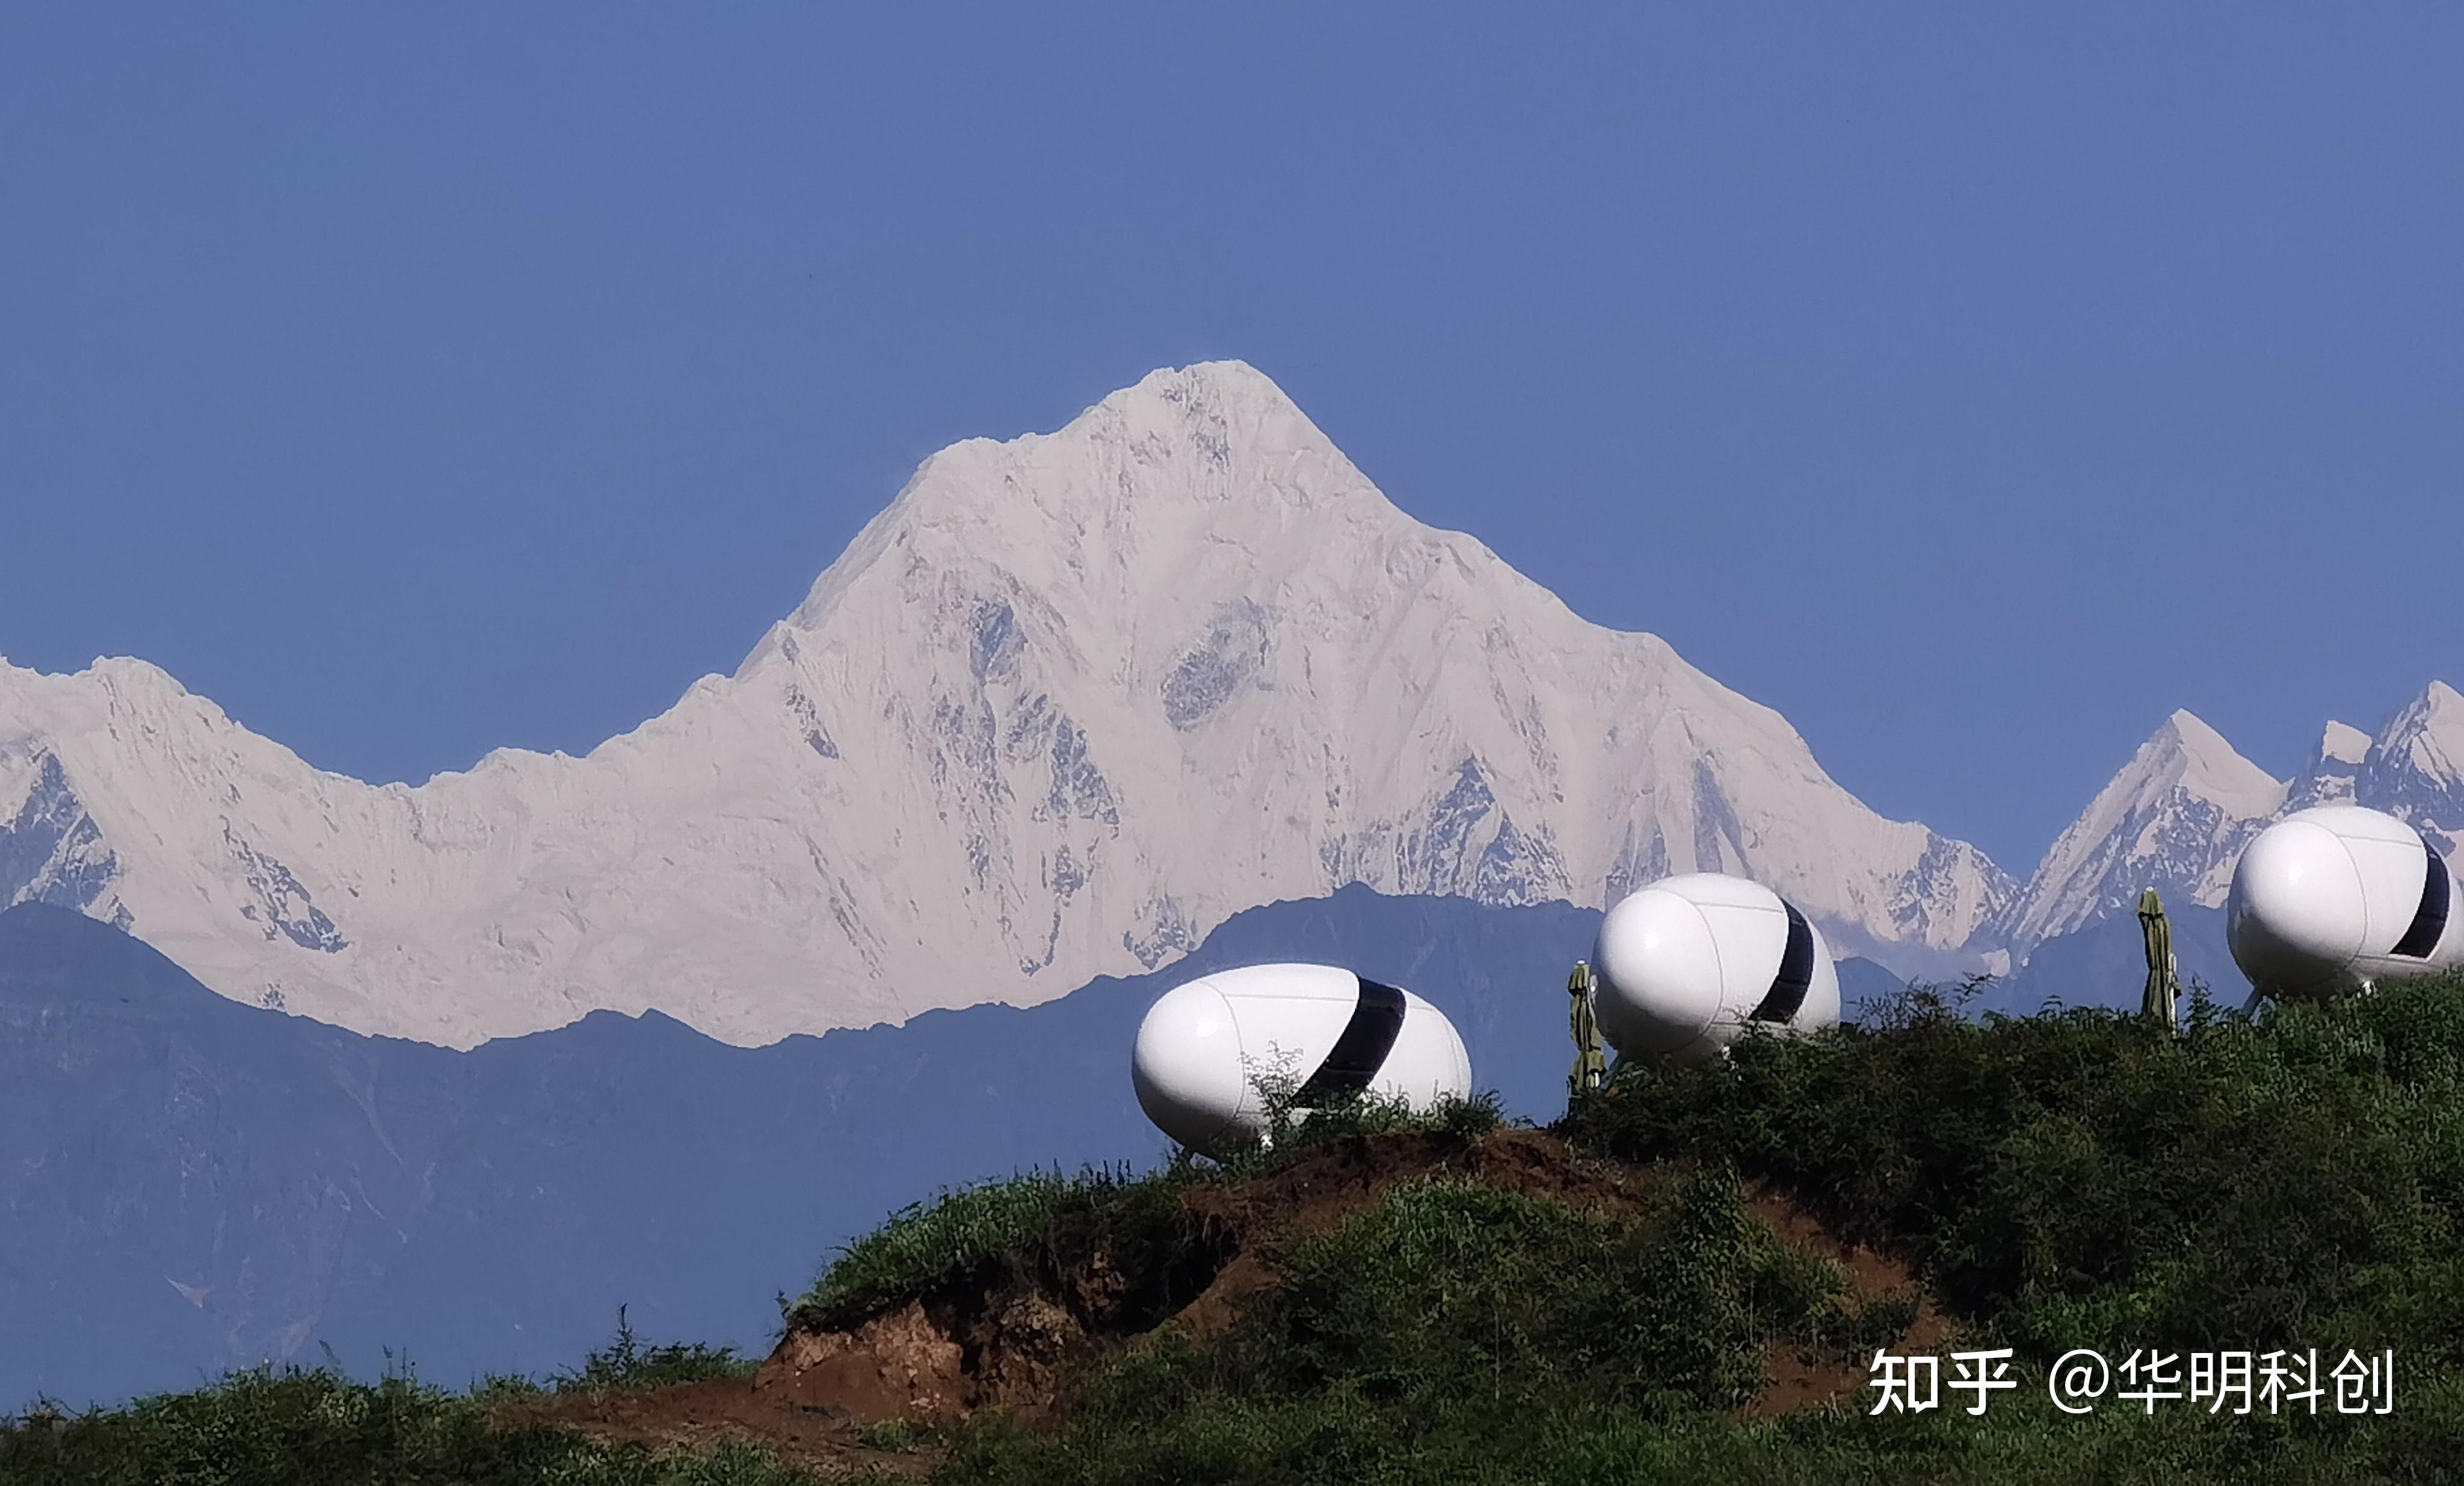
[1749,904,1816,1023]
[1297,977,1408,1103]
[2392,836,2451,960]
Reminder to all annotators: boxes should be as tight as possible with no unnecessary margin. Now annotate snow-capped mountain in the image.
[2353,682,2464,857]
[1998,683,2464,955]
[1985,711,2285,952]
[0,361,2010,1047]
[2284,720,2373,812]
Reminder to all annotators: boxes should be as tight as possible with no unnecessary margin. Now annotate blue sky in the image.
[1,4,2457,873]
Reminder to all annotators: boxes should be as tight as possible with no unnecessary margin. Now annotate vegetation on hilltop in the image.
[9,973,2464,1483]
[788,1166,1187,1335]
[0,1367,848,1486]
[1567,975,2464,1367]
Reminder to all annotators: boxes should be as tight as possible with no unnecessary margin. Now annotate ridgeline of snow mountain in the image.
[2,360,2448,1033]
[1986,711,2287,951]
[2354,683,2464,854]
[1995,682,2464,958]
[0,362,2010,1046]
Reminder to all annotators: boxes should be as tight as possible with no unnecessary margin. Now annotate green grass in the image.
[786,1164,1186,1332]
[928,1170,1904,1485]
[0,1369,852,1486]
[939,1371,2464,1486]
[787,1090,1508,1333]
[550,1307,758,1394]
[1210,1087,1508,1180]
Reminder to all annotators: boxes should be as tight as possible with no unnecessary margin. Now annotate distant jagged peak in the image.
[1,653,192,703]
[1988,709,2284,952]
[2005,685,2464,959]
[2318,720,2373,768]
[2405,677,2464,715]
[2374,680,2464,780]
[777,360,1411,639]
[0,654,233,747]
[754,359,1626,683]
[2288,719,2371,810]
[2354,682,2464,856]
[2126,709,2284,812]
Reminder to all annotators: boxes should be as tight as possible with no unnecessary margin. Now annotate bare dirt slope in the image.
[505,1129,1941,1469]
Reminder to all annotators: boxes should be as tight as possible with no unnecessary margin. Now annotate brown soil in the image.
[502,1129,1947,1466]
[1743,1185,1953,1417]
[754,1124,1634,1424]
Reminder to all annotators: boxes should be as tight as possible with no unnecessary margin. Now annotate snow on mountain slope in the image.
[1998,683,2464,958]
[0,362,2011,1046]
[1986,711,2285,952]
[2285,720,2373,811]
[2354,682,2464,856]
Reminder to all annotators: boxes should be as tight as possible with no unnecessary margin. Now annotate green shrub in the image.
[790,1091,1507,1333]
[787,1164,1187,1331]
[946,1170,1900,1483]
[555,1307,757,1393]
[1562,973,2464,1364]
[1209,1087,1508,1180]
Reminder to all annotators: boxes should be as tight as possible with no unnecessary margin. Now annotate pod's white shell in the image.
[1591,872,1840,1064]
[2228,805,2463,998]
[1130,962,1472,1153]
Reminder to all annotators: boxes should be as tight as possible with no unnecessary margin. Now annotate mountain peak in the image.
[779,360,1403,643]
[4,361,2010,1045]
[2386,681,2464,746]
[2150,710,2284,808]
[0,653,188,700]
[2355,681,2464,853]
[1989,711,2284,951]
[1121,357,1293,407]
[2287,718,2374,811]
[2318,720,2373,768]
[2370,681,2464,787]
[2010,683,2464,953]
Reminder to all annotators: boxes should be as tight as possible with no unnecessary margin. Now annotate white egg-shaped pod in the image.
[1131,963,1473,1153]
[1369,987,1474,1110]
[1591,872,1840,1064]
[2228,806,2460,999]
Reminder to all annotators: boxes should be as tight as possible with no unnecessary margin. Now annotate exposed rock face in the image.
[761,1301,970,1420]
[0,751,129,928]
[0,361,2009,1046]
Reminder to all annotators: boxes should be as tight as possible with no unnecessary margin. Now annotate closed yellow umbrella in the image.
[2139,888,2182,1028]
[1568,961,1608,1096]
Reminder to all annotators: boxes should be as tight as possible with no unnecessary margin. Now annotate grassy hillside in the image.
[10,975,2464,1484]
